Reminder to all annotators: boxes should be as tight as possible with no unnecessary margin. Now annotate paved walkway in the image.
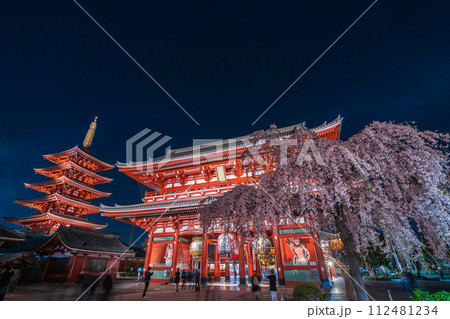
[4,278,449,301]
[5,279,294,301]
[329,278,348,301]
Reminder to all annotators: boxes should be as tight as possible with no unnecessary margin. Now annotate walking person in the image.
[77,273,91,301]
[75,271,85,297]
[174,268,181,293]
[102,272,113,301]
[181,270,187,290]
[87,275,99,300]
[194,269,200,291]
[267,269,278,301]
[188,271,194,289]
[0,266,15,301]
[251,273,261,300]
[142,267,154,299]
[186,270,191,289]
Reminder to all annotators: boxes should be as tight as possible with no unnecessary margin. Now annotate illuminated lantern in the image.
[259,249,276,266]
[329,239,344,250]
[252,236,272,257]
[218,234,238,261]
[190,237,202,260]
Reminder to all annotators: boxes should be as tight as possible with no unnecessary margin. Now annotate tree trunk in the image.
[364,257,377,280]
[334,205,370,301]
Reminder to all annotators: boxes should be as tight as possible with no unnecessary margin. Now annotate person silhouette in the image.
[142,267,154,299]
[0,266,15,301]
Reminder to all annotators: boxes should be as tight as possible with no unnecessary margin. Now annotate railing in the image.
[284,269,320,282]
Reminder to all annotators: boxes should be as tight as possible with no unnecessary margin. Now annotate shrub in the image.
[292,283,331,301]
[409,289,450,301]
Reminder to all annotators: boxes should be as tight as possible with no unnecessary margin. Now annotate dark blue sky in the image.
[1,1,449,244]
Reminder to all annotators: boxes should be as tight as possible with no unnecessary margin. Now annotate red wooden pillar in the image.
[225,263,230,281]
[188,246,193,272]
[255,257,262,277]
[247,243,254,278]
[170,221,180,283]
[314,231,330,287]
[273,224,285,285]
[238,236,246,285]
[66,254,78,283]
[331,263,337,278]
[200,233,208,284]
[214,242,220,281]
[144,227,154,269]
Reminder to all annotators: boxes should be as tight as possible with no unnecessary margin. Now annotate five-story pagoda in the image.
[4,117,114,235]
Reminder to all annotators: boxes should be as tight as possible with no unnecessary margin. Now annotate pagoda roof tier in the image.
[3,211,107,229]
[43,146,114,172]
[117,116,342,171]
[15,193,100,214]
[34,162,113,186]
[24,176,111,200]
[100,196,216,218]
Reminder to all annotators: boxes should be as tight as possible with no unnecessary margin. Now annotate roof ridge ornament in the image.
[82,116,98,151]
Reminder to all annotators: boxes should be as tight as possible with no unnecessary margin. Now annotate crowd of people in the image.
[0,265,281,301]
[140,266,279,301]
[142,267,201,298]
[76,271,114,301]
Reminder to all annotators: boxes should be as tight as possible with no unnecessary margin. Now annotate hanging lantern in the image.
[190,237,202,260]
[329,238,344,250]
[259,248,276,266]
[218,234,238,261]
[252,236,272,257]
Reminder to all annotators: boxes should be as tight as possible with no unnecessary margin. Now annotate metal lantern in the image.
[252,236,272,257]
[218,234,238,261]
[190,237,203,260]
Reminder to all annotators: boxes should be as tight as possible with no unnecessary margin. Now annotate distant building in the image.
[0,224,24,252]
[118,246,146,274]
[1,226,133,284]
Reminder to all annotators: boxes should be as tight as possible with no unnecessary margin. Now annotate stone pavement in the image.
[329,278,348,301]
[4,277,449,301]
[5,279,294,301]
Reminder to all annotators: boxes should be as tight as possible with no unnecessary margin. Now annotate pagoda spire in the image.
[82,116,98,151]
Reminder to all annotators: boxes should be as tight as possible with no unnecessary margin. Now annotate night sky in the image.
[1,1,449,245]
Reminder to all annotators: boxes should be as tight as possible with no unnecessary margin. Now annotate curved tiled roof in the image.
[0,224,23,240]
[57,226,133,255]
[3,211,107,229]
[43,146,114,171]
[117,115,343,168]
[35,161,113,184]
[24,176,111,198]
[5,236,52,253]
